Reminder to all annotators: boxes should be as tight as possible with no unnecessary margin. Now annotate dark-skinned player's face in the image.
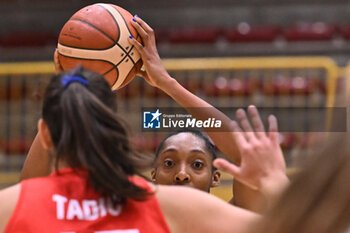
[151,133,220,192]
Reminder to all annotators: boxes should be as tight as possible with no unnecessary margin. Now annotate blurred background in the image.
[0,0,349,199]
[2,0,350,61]
[0,0,350,61]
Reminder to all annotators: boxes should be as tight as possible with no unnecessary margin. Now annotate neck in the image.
[48,149,71,173]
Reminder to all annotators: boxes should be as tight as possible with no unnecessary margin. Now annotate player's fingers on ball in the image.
[53,50,58,66]
[134,15,154,35]
[128,36,145,56]
[54,49,58,59]
[131,18,149,41]
[53,49,63,74]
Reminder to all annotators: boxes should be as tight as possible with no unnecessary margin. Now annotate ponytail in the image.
[42,67,150,204]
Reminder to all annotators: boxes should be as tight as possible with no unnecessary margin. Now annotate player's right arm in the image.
[128,17,289,212]
[128,16,240,165]
[20,51,62,180]
[20,133,51,180]
[155,184,259,233]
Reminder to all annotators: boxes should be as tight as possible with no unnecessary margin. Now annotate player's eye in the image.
[192,160,204,169]
[164,159,174,168]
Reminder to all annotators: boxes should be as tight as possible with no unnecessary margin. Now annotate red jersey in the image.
[4,168,171,233]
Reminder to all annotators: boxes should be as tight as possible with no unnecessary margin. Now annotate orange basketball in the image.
[57,3,143,91]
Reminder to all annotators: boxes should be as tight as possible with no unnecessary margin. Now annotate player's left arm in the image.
[0,184,21,232]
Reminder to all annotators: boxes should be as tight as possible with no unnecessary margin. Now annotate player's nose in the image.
[174,164,191,183]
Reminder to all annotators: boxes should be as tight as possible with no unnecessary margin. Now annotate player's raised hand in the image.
[53,49,63,74]
[128,15,173,89]
[213,105,288,196]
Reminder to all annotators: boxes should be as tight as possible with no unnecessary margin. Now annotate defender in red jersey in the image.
[4,169,170,233]
[0,66,259,233]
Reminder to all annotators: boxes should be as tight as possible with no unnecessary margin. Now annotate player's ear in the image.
[38,119,54,150]
[211,170,221,187]
[151,169,157,183]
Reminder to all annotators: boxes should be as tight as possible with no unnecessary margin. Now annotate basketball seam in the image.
[109,5,141,65]
[97,3,140,87]
[120,62,138,87]
[60,52,120,88]
[111,5,139,65]
[97,4,121,44]
[110,5,134,39]
[98,4,137,65]
[70,18,116,46]
[103,66,117,76]
[103,66,119,79]
[110,54,133,87]
[58,52,116,67]
[58,43,114,51]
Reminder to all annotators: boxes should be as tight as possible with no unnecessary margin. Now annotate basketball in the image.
[57,3,143,91]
